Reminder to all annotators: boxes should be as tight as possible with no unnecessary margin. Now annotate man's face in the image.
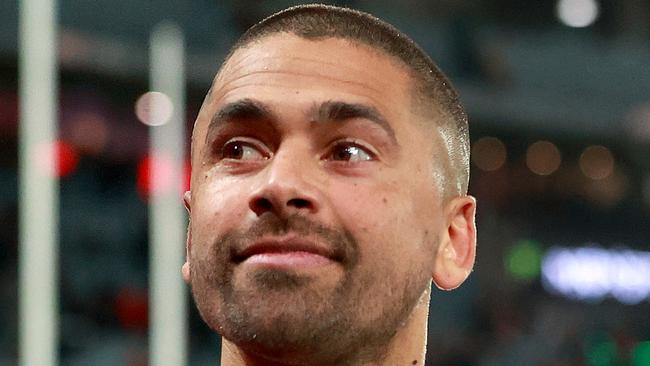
[187,35,448,362]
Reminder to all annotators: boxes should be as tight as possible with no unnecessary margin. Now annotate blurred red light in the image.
[137,154,182,200]
[55,140,79,177]
[114,287,148,331]
[35,140,79,178]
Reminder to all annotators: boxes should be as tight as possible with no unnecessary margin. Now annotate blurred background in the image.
[1,0,650,365]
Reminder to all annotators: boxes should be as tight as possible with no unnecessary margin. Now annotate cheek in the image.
[328,179,430,266]
[190,177,249,250]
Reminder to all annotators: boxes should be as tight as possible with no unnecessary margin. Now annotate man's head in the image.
[184,4,476,365]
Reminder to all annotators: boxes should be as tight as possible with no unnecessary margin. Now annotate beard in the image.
[190,213,430,365]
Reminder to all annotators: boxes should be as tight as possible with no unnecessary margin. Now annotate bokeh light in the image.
[67,111,110,156]
[55,141,80,178]
[114,287,148,331]
[583,169,627,206]
[135,91,174,126]
[542,246,650,304]
[585,335,618,366]
[526,140,562,176]
[35,140,80,178]
[632,341,650,366]
[136,154,175,199]
[579,145,614,180]
[472,136,507,172]
[556,0,600,28]
[505,239,543,281]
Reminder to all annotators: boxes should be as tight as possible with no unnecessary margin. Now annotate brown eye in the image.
[329,142,374,162]
[221,141,267,161]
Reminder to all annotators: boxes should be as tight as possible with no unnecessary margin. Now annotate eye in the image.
[328,141,375,162]
[221,140,268,161]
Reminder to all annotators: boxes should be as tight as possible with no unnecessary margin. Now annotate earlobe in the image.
[432,195,477,291]
[182,261,191,283]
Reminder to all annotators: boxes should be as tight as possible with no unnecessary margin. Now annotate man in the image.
[182,4,477,366]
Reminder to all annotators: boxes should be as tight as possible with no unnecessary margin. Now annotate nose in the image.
[248,149,321,218]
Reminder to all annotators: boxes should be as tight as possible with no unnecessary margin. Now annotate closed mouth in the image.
[232,236,340,263]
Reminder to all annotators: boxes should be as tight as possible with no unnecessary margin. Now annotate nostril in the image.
[249,195,316,216]
[287,198,311,209]
[251,197,274,215]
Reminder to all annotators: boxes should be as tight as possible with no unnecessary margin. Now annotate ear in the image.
[432,195,477,291]
[182,191,192,284]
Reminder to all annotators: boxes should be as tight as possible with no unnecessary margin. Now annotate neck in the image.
[220,285,431,366]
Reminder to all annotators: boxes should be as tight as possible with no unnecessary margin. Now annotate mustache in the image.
[220,213,359,266]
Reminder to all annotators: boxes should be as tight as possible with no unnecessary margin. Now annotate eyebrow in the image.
[312,100,397,144]
[210,98,275,129]
[204,98,275,145]
[206,98,397,144]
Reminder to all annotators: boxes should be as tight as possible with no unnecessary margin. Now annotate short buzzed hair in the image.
[217,4,470,196]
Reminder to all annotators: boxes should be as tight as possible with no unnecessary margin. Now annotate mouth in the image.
[232,235,342,269]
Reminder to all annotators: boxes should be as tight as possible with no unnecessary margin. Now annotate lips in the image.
[232,235,341,264]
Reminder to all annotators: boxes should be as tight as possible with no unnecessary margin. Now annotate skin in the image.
[184,34,477,366]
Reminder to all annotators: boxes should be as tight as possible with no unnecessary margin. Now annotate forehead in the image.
[217,34,412,97]
[193,35,417,139]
